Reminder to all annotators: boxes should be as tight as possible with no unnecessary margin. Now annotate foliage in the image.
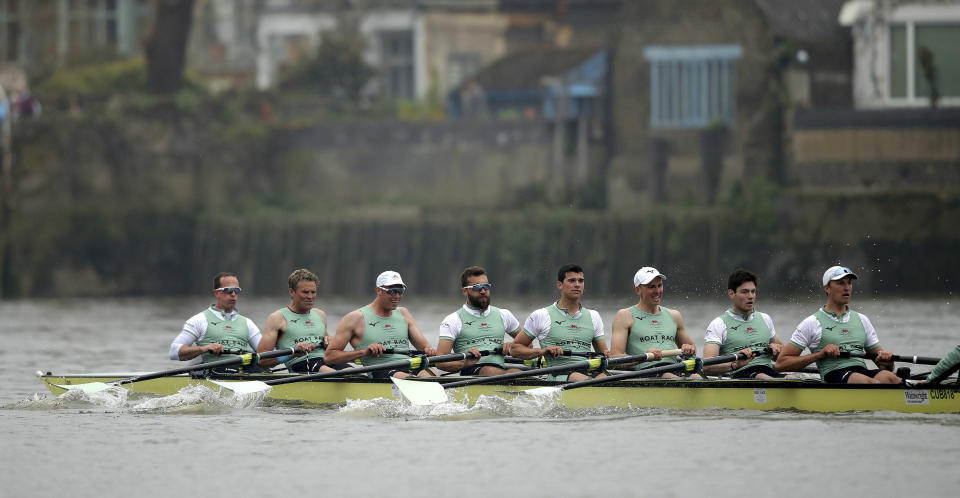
[37,58,148,99]
[277,32,375,104]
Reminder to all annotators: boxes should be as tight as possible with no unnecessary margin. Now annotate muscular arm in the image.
[433,338,480,373]
[671,310,697,356]
[509,331,554,360]
[175,342,222,361]
[609,308,632,358]
[171,316,220,361]
[774,343,831,372]
[701,343,728,374]
[400,307,437,356]
[593,337,609,357]
[322,310,371,365]
[256,311,286,367]
[866,344,894,371]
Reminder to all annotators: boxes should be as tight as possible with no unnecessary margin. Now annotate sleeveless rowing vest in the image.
[812,308,869,377]
[357,306,410,366]
[276,307,326,369]
[626,305,678,370]
[541,305,596,370]
[718,310,774,374]
[454,306,506,367]
[197,307,251,364]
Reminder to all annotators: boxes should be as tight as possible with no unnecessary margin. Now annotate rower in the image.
[324,270,438,379]
[609,267,699,378]
[168,272,262,373]
[775,265,900,384]
[702,269,793,378]
[917,345,960,385]
[258,269,344,373]
[510,264,609,382]
[433,266,526,376]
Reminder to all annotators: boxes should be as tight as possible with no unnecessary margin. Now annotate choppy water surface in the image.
[2,295,958,498]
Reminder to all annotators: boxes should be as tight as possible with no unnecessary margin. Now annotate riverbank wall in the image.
[1,113,957,298]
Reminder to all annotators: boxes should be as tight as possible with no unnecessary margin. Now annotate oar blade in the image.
[210,380,272,395]
[522,386,562,398]
[391,378,449,406]
[51,382,116,394]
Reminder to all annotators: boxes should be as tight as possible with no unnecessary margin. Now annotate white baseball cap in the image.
[633,267,666,286]
[376,270,406,288]
[822,265,858,286]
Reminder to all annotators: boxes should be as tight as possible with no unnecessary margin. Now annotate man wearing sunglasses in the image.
[257,269,338,373]
[775,265,900,384]
[325,270,438,379]
[434,266,526,376]
[168,272,262,373]
[510,264,609,382]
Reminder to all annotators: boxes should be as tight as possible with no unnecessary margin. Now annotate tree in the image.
[145,0,195,94]
[277,32,375,104]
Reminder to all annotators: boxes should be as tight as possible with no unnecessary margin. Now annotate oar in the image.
[51,347,299,394]
[522,352,752,397]
[391,349,683,405]
[211,350,498,395]
[840,351,942,365]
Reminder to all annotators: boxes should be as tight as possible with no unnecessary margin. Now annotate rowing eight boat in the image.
[38,371,960,414]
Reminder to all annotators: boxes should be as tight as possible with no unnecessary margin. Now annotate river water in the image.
[1,294,958,498]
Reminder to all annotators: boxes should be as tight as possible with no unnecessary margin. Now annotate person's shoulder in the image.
[441,309,461,324]
[707,315,726,329]
[186,309,207,323]
[665,306,683,320]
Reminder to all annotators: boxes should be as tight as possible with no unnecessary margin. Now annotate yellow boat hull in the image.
[39,373,960,414]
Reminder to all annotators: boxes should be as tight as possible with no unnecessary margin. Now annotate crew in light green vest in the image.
[610,267,699,378]
[918,345,960,385]
[325,270,439,379]
[702,269,794,379]
[434,266,526,376]
[258,269,342,373]
[776,265,901,384]
[168,271,262,373]
[511,264,609,382]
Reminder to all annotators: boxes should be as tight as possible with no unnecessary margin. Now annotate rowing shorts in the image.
[369,368,413,379]
[547,368,607,382]
[458,363,507,376]
[731,365,788,379]
[204,363,264,375]
[288,358,351,373]
[823,365,884,383]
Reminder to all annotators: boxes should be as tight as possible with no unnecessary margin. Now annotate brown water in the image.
[1,295,959,498]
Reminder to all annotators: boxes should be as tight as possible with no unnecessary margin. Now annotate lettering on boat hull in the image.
[904,390,930,405]
[753,388,767,403]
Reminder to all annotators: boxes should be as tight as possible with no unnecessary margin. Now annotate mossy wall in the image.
[2,114,956,298]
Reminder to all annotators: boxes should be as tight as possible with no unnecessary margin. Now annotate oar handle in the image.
[442,357,603,389]
[120,347,297,385]
[606,349,684,366]
[559,352,750,391]
[840,351,942,365]
[263,350,495,386]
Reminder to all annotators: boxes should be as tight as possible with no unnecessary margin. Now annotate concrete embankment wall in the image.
[2,115,957,298]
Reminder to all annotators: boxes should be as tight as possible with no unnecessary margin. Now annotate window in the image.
[643,45,742,129]
[378,30,414,99]
[889,22,960,101]
[1,0,26,62]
